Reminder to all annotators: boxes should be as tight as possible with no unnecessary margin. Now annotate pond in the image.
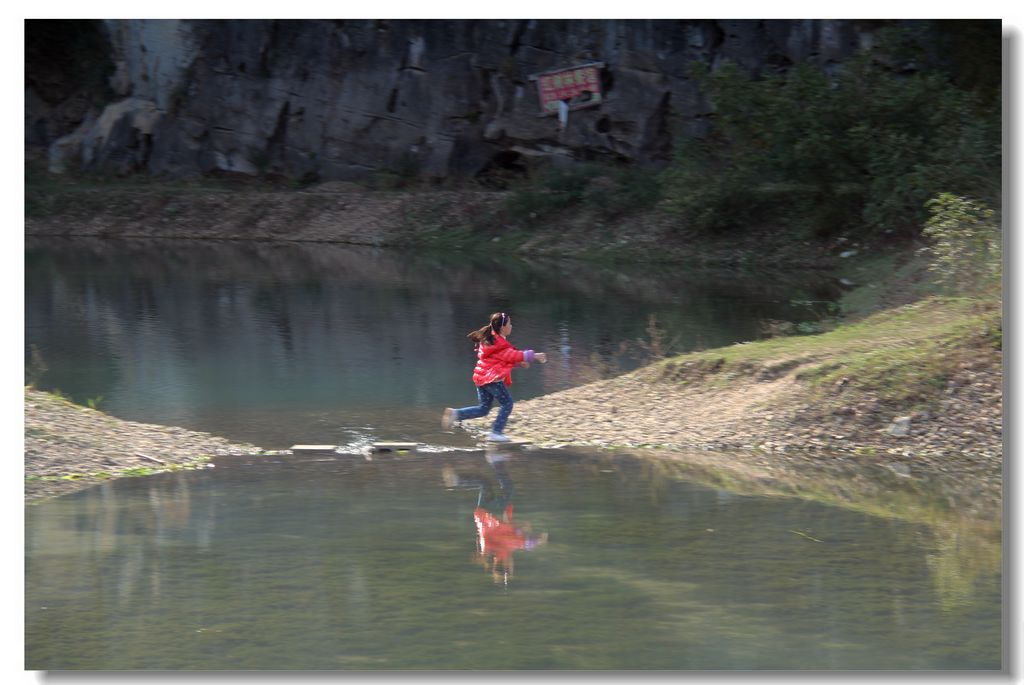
[24,237,1001,670]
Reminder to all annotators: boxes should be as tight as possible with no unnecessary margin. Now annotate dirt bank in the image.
[457,301,1003,511]
[24,389,263,502]
[25,181,842,268]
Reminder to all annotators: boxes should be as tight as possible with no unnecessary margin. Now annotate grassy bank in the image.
[507,291,1001,494]
[648,296,1000,414]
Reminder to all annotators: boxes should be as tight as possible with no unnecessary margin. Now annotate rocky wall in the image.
[29,19,894,182]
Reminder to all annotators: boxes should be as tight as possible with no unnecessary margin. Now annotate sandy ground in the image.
[24,389,263,502]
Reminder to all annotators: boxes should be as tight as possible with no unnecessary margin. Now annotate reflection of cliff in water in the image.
[25,237,837,423]
[25,235,837,306]
[26,236,839,354]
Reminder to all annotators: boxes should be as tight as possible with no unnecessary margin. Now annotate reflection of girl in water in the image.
[442,452,547,584]
[473,503,547,585]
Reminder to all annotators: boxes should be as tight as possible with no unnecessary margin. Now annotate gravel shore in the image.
[24,389,263,502]
[459,351,1003,513]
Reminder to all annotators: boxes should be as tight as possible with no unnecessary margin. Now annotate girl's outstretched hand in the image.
[535,352,547,363]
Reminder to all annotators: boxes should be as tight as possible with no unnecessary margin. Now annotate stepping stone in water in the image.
[290,445,337,453]
[482,440,533,449]
[370,442,420,453]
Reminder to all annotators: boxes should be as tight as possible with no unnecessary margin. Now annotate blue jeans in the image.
[454,381,514,434]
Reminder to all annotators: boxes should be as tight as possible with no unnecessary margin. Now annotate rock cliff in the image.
[27,19,895,183]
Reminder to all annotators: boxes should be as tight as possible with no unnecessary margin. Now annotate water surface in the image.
[25,449,1000,670]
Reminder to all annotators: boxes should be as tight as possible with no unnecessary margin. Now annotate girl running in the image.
[442,312,546,442]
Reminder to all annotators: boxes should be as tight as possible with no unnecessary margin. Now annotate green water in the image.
[25,449,1000,670]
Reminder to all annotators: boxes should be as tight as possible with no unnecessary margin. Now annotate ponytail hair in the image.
[467,312,510,346]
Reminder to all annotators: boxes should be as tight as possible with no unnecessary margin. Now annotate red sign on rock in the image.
[530,62,604,115]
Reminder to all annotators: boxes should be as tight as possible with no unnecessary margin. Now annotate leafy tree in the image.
[919,194,1000,294]
[506,163,662,224]
[662,23,1000,239]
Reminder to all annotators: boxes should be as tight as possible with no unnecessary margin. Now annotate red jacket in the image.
[472,334,533,387]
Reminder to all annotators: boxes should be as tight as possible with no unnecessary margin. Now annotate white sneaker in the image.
[486,432,511,443]
[442,408,457,430]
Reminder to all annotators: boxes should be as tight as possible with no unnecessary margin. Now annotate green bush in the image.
[660,133,769,233]
[505,164,662,224]
[662,25,1000,238]
[919,193,1001,294]
[583,167,664,219]
[504,165,598,223]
